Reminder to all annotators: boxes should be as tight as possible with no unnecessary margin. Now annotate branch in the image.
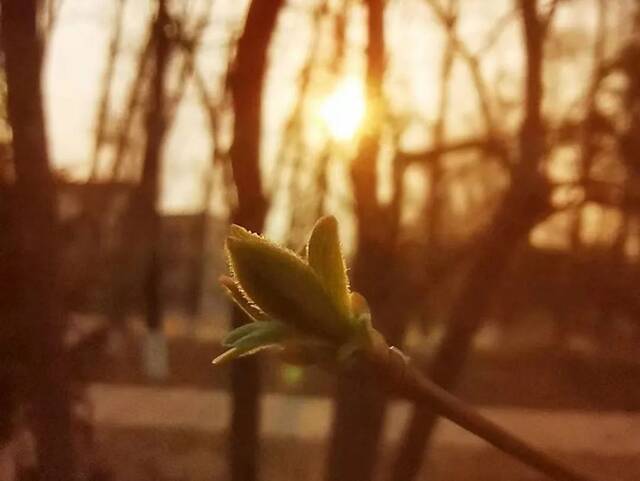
[192,54,234,208]
[111,21,154,178]
[542,0,561,33]
[165,0,214,119]
[424,0,494,133]
[554,178,640,212]
[394,117,610,171]
[44,0,66,36]
[368,347,606,481]
[476,5,518,57]
[396,136,507,165]
[90,0,126,178]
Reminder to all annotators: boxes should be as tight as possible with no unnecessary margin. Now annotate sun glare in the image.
[319,77,366,141]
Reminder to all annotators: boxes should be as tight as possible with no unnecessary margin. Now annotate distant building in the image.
[56,180,228,320]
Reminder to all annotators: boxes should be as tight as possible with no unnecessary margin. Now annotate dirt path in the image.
[89,383,640,454]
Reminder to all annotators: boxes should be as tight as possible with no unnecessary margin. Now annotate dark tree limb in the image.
[423,0,494,137]
[326,2,395,480]
[137,0,172,336]
[227,2,285,480]
[1,0,76,478]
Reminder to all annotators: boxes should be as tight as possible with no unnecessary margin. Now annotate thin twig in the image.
[90,0,126,179]
[368,347,607,481]
[476,5,518,57]
[424,0,494,134]
[542,0,561,33]
[111,21,154,178]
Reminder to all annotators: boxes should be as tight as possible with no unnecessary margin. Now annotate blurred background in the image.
[1,0,640,480]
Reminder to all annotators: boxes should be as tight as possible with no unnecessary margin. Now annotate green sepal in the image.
[347,291,387,353]
[350,291,372,329]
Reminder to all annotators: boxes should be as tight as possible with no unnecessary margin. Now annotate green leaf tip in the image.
[228,224,261,242]
[212,347,239,365]
[307,216,351,320]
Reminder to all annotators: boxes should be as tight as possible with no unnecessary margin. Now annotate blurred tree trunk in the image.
[139,0,170,331]
[187,174,212,320]
[126,0,173,381]
[424,0,456,250]
[227,1,284,480]
[1,0,76,479]
[0,180,21,459]
[389,2,551,481]
[326,2,408,480]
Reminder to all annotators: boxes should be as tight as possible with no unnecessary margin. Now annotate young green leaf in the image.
[212,344,282,365]
[214,321,290,365]
[225,320,289,350]
[307,216,351,319]
[212,347,240,365]
[223,322,264,347]
[226,235,351,340]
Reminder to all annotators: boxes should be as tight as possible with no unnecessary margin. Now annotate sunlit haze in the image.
[319,76,366,141]
[43,0,624,222]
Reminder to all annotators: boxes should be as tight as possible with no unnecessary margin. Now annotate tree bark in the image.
[227,2,284,480]
[389,2,549,481]
[1,1,76,479]
[325,2,399,480]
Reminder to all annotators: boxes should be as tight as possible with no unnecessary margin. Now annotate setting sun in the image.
[319,77,366,141]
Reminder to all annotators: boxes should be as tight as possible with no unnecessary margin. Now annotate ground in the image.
[90,384,640,481]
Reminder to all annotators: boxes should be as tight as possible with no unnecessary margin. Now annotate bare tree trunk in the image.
[0,185,21,463]
[124,0,173,383]
[227,2,284,480]
[187,173,213,320]
[139,0,170,334]
[325,2,400,480]
[388,2,550,481]
[1,1,76,479]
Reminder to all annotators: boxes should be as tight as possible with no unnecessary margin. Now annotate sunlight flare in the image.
[319,77,366,141]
